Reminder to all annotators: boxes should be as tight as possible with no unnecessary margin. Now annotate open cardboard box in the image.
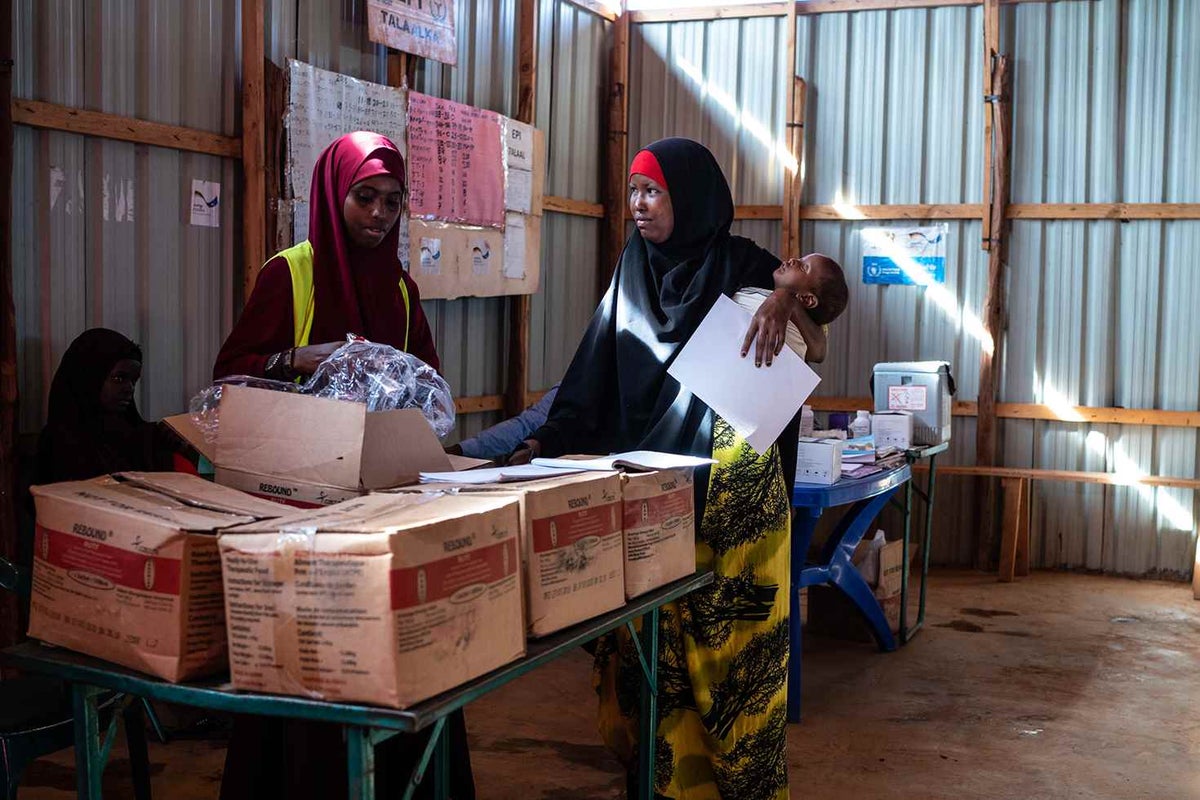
[169,385,457,508]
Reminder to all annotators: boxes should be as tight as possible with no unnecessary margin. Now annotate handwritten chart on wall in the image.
[286,59,407,203]
[407,92,504,228]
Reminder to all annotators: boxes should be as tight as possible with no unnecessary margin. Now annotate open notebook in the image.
[532,451,716,472]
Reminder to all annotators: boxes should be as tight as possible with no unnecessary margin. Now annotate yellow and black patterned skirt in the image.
[594,416,791,800]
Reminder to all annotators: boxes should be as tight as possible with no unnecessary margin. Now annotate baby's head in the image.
[774,253,848,325]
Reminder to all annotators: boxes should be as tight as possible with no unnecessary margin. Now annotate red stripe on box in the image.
[624,488,693,528]
[35,524,182,595]
[530,505,618,554]
[390,538,518,610]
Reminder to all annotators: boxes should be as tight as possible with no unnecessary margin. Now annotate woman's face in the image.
[342,174,404,248]
[629,173,674,244]
[99,359,142,415]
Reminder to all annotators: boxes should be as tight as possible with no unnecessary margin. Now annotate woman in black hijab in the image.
[523,139,804,798]
[35,328,171,484]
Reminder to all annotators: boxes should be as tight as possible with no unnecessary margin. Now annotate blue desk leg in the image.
[788,508,821,724]
[71,684,103,799]
[817,493,899,653]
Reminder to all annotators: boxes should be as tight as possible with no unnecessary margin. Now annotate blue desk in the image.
[788,465,911,723]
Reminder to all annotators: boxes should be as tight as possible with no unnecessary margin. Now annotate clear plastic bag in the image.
[303,337,455,437]
[188,376,301,442]
[190,337,456,442]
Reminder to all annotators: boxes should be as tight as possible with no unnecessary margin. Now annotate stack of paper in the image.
[532,451,716,473]
[418,464,585,484]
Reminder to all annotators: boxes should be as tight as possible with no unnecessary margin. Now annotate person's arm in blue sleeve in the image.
[458,385,560,461]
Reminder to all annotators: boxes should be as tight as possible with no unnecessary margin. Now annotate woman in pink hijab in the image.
[213,131,440,380]
[218,133,471,800]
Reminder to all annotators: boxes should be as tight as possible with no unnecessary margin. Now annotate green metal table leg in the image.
[346,726,376,800]
[633,609,660,800]
[432,717,450,800]
[899,475,914,644]
[398,718,446,800]
[916,455,939,633]
[71,684,105,799]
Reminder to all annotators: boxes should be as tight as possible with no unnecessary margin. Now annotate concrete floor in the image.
[17,570,1200,799]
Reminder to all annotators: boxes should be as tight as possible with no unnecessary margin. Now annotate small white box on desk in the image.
[796,440,843,485]
[872,411,914,450]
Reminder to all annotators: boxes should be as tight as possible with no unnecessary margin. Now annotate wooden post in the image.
[783,77,806,259]
[263,58,286,252]
[0,0,18,649]
[975,52,1012,570]
[242,0,266,300]
[981,0,999,252]
[781,3,803,259]
[387,51,413,90]
[1193,533,1200,600]
[506,0,538,417]
[600,11,630,298]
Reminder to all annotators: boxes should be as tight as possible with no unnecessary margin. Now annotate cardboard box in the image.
[795,440,843,485]
[209,385,453,503]
[807,539,916,640]
[28,472,285,682]
[218,493,525,708]
[394,471,625,637]
[621,469,696,599]
[872,411,914,450]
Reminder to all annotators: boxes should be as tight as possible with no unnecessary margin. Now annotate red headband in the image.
[629,149,669,192]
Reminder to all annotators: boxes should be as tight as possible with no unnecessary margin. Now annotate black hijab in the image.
[35,328,160,484]
[532,138,785,488]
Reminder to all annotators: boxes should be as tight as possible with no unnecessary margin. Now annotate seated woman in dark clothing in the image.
[35,328,174,484]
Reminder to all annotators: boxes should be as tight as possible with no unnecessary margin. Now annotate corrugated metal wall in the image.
[13,0,608,446]
[627,0,1199,576]
[12,0,240,431]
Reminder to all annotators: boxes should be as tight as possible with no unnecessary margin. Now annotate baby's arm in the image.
[790,307,827,363]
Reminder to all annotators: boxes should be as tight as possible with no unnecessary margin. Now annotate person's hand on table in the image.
[291,342,342,376]
[506,439,542,466]
[741,289,799,367]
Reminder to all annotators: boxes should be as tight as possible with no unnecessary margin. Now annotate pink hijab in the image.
[307,131,406,343]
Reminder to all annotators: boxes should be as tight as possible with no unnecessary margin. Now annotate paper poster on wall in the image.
[366,0,457,66]
[407,92,505,228]
[505,168,533,215]
[862,224,947,285]
[504,119,535,171]
[419,237,443,276]
[470,237,493,276]
[503,214,527,280]
[190,180,221,227]
[286,60,407,203]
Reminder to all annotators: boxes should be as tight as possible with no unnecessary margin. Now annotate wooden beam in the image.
[601,11,631,298]
[0,0,18,650]
[808,396,1200,428]
[781,0,802,259]
[800,203,984,220]
[800,0,979,13]
[1007,203,1200,220]
[564,0,620,22]
[11,99,241,158]
[630,3,787,23]
[913,465,1200,492]
[241,0,266,301]
[508,0,538,418]
[544,195,605,218]
[263,58,286,252]
[456,394,507,414]
[998,477,1024,582]
[1193,534,1200,600]
[976,45,1010,571]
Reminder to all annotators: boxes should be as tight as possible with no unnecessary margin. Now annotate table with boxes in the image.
[11,386,713,799]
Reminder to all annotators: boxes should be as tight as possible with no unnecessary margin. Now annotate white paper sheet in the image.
[503,213,527,279]
[667,295,821,454]
[419,464,586,484]
[504,119,535,170]
[190,180,221,227]
[533,451,717,473]
[505,167,533,214]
